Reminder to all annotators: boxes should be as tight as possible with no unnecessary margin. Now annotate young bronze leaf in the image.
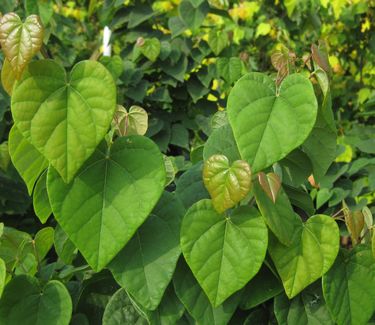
[258,172,281,203]
[203,154,251,213]
[0,13,43,79]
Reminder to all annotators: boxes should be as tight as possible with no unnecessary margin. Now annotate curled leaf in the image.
[203,154,251,213]
[258,172,281,203]
[343,201,364,245]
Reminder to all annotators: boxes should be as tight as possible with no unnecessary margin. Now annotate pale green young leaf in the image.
[203,155,251,213]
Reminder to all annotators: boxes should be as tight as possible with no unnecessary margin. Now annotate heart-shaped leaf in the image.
[203,155,251,213]
[181,200,268,306]
[0,13,44,78]
[8,125,48,195]
[258,172,281,203]
[109,192,184,310]
[323,246,375,325]
[268,214,339,298]
[227,72,318,173]
[11,59,117,183]
[47,136,166,271]
[113,105,148,137]
[0,275,72,325]
[139,38,161,62]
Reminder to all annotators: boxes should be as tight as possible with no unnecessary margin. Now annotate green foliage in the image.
[0,0,374,324]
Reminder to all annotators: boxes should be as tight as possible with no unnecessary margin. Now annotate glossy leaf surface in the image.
[12,60,116,183]
[0,13,43,78]
[181,200,267,306]
[109,192,184,310]
[47,136,165,271]
[269,215,339,298]
[227,72,317,173]
[203,155,251,213]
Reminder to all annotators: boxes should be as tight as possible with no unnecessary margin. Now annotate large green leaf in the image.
[274,283,334,325]
[8,125,48,195]
[47,136,166,271]
[269,215,339,298]
[12,59,117,183]
[181,200,268,306]
[203,155,251,213]
[0,13,43,78]
[254,181,302,246]
[227,72,317,173]
[173,259,241,324]
[322,246,375,325]
[0,275,72,325]
[102,288,147,325]
[109,192,184,310]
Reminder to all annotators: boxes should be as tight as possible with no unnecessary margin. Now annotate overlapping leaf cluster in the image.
[0,1,374,325]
